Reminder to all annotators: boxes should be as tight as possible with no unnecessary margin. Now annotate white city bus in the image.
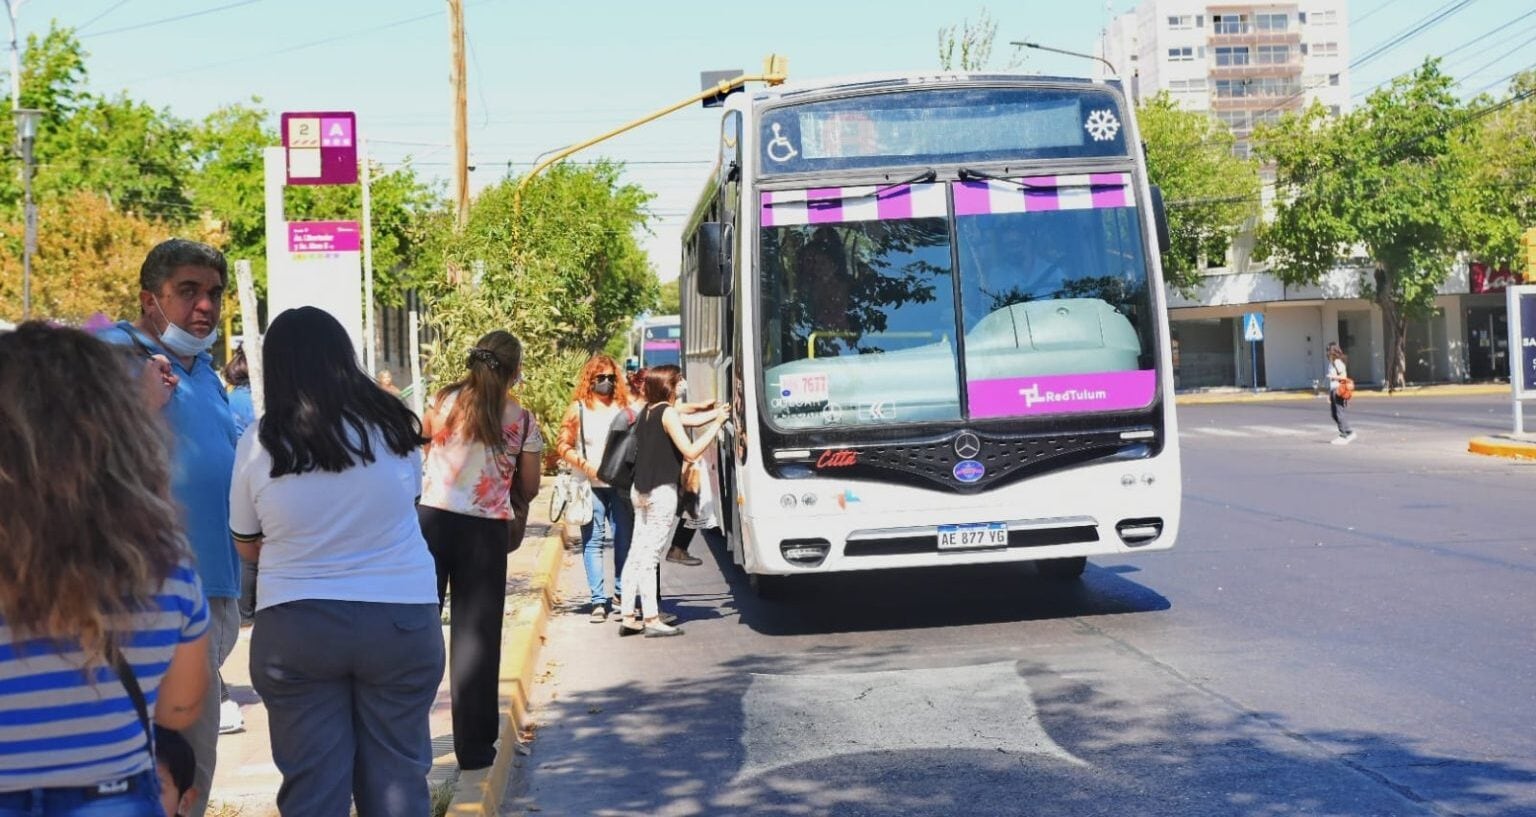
[678,72,1180,593]
[628,314,682,370]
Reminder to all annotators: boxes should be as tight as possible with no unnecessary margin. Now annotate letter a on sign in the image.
[1243,313,1264,342]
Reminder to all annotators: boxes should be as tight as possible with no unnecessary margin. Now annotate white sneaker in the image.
[219,699,245,735]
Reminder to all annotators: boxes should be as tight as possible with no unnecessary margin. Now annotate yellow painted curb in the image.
[446,534,564,816]
[1468,436,1536,460]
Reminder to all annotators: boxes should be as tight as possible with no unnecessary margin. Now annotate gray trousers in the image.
[250,600,445,817]
[187,596,241,817]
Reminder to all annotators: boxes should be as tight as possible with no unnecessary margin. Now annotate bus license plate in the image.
[937,523,1008,550]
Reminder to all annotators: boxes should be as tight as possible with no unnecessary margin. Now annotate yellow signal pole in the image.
[514,55,788,214]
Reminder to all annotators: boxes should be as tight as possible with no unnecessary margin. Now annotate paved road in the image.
[507,394,1536,816]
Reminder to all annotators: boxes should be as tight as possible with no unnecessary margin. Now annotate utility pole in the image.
[6,0,23,111]
[14,107,40,320]
[448,0,469,228]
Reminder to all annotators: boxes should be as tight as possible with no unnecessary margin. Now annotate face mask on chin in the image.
[152,296,219,358]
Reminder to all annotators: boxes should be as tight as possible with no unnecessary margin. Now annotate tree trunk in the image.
[1374,266,1408,392]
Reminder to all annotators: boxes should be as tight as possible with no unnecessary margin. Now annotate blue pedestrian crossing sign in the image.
[1243,312,1264,342]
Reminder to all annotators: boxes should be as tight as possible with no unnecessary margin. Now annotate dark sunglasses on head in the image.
[593,374,617,383]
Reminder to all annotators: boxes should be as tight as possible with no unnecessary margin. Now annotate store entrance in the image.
[1466,306,1509,380]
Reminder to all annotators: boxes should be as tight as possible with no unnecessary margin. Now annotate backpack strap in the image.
[107,642,154,760]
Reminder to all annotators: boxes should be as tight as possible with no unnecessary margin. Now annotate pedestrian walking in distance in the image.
[0,323,211,815]
[1326,341,1356,445]
[418,331,543,770]
[230,307,443,816]
[618,365,726,638]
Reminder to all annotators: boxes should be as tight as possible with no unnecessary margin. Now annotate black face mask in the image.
[593,381,616,396]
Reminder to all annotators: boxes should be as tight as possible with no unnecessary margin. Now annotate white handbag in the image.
[552,469,594,525]
[550,404,595,525]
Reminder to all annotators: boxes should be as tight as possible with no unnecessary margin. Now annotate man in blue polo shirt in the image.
[100,238,239,817]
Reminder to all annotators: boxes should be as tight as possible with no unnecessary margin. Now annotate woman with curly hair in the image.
[418,330,543,770]
[0,323,209,814]
[555,354,637,622]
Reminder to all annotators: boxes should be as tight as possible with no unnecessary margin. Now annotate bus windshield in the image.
[759,176,1157,431]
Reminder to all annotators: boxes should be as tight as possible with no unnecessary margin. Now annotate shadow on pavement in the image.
[712,539,1172,638]
[510,652,1536,817]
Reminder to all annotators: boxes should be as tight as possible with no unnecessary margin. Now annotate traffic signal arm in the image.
[514,55,788,213]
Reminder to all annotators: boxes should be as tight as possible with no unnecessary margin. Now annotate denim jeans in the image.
[581,485,633,605]
[0,771,163,816]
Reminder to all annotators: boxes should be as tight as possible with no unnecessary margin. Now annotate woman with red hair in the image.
[555,354,637,622]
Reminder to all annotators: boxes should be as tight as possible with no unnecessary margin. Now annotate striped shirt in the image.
[0,562,208,790]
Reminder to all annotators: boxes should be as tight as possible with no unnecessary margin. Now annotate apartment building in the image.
[1101,0,1350,155]
[1093,2,1501,389]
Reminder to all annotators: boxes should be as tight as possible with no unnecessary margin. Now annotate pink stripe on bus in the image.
[875,185,914,220]
[805,188,843,225]
[1023,176,1060,211]
[953,180,993,216]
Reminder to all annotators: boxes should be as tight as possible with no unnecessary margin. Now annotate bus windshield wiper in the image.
[957,167,1124,190]
[872,168,938,197]
[792,168,938,205]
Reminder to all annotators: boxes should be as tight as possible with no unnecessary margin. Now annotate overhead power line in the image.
[75,0,132,34]
[1351,0,1478,71]
[82,0,259,38]
[1252,0,1480,120]
[122,0,499,85]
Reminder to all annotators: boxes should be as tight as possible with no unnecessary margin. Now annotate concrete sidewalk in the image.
[206,490,554,816]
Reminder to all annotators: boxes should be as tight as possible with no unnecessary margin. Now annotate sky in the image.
[12,0,1536,283]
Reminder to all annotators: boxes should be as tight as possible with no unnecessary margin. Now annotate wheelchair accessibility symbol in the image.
[766,123,798,163]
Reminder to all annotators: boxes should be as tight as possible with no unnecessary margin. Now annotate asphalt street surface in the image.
[507,394,1535,816]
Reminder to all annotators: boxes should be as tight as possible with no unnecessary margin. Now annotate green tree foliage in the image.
[187,102,271,281]
[656,277,681,315]
[1455,70,1536,269]
[1138,93,1261,294]
[1256,60,1471,390]
[421,161,659,428]
[0,192,164,322]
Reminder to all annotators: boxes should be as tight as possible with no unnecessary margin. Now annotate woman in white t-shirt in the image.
[1325,341,1356,444]
[229,307,442,817]
[555,354,637,622]
[417,330,543,771]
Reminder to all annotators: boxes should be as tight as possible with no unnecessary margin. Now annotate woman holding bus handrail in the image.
[556,354,636,623]
[617,364,726,638]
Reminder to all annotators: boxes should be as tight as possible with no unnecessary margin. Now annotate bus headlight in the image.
[780,493,798,509]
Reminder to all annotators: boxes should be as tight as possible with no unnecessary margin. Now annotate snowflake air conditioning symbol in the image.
[1084,109,1121,142]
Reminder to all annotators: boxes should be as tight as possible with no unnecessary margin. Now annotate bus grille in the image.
[845,431,1131,493]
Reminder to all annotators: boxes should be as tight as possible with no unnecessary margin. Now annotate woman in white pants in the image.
[618,364,725,637]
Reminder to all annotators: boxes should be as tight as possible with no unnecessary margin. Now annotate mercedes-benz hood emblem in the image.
[954,432,981,459]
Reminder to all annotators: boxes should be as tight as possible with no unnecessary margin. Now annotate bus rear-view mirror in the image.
[1150,185,1171,256]
[697,222,733,297]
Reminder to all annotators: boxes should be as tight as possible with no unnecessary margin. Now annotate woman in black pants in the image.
[418,331,544,769]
